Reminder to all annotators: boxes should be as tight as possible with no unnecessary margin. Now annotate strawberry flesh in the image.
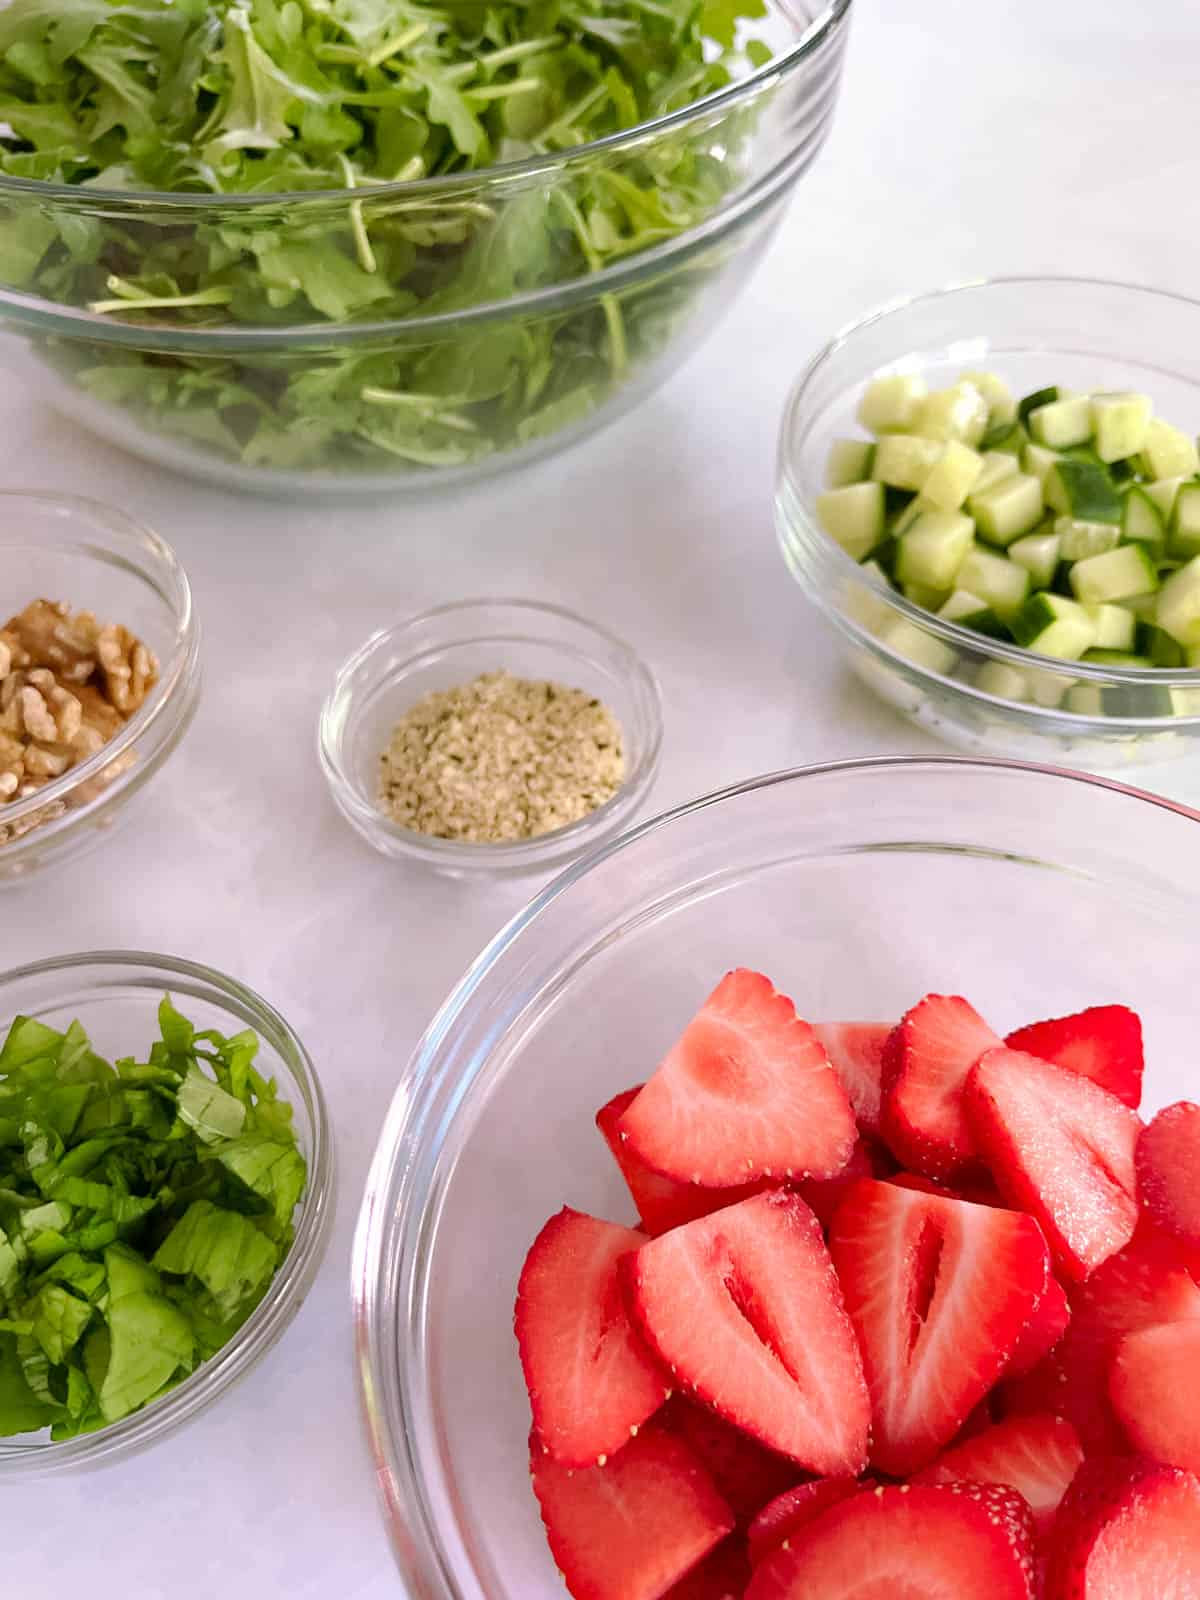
[661,1536,752,1599]
[811,1021,892,1137]
[1044,1456,1200,1599]
[797,1136,895,1231]
[917,1412,1084,1535]
[880,994,1002,1179]
[1007,1275,1071,1380]
[747,1479,866,1567]
[661,1396,800,1525]
[1110,1318,1200,1474]
[1006,1004,1144,1109]
[1136,1101,1200,1249]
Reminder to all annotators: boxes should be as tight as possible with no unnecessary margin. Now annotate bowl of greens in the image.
[0,951,334,1474]
[0,0,852,494]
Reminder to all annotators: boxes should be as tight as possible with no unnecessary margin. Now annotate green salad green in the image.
[0,0,770,473]
[0,997,307,1440]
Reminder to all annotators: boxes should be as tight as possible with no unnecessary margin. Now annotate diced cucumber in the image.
[1045,458,1123,524]
[1009,530,1061,589]
[913,383,990,446]
[1026,666,1077,707]
[1122,486,1166,551]
[1169,482,1200,560]
[876,617,957,675]
[975,451,1021,493]
[826,438,876,487]
[967,472,1044,545]
[960,371,1017,425]
[1069,544,1160,605]
[872,434,945,492]
[1084,649,1154,667]
[975,660,1029,702]
[889,498,924,536]
[902,580,951,611]
[895,510,975,590]
[845,562,896,630]
[1018,386,1060,424]
[1156,555,1200,646]
[1145,476,1186,521]
[1022,442,1061,485]
[1125,591,1160,621]
[1133,622,1185,667]
[857,374,928,434]
[1083,603,1136,651]
[1143,417,1200,479]
[1187,646,1200,668]
[1030,394,1093,449]
[937,589,1006,638]
[1065,683,1105,716]
[957,547,1030,622]
[1109,458,1137,485]
[1055,517,1122,561]
[1012,593,1097,660]
[1090,392,1152,462]
[981,420,1029,456]
[922,441,985,511]
[1170,687,1200,716]
[817,481,886,560]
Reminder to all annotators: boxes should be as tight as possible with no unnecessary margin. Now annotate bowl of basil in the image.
[0,0,851,494]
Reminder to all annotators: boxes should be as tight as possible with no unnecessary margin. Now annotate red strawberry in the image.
[811,1022,892,1136]
[886,1169,1004,1206]
[618,970,857,1187]
[515,1208,670,1466]
[1136,1102,1200,1250]
[797,1137,895,1230]
[880,995,1002,1179]
[747,1480,866,1567]
[745,1482,1036,1599]
[530,1421,735,1600]
[917,1413,1084,1535]
[626,1189,869,1475]
[596,1088,766,1237]
[1109,1318,1200,1473]
[967,1047,1141,1282]
[1007,1276,1071,1380]
[662,1397,800,1525]
[662,1537,752,1599]
[1044,1456,1200,1599]
[1006,1005,1143,1109]
[828,1180,1048,1475]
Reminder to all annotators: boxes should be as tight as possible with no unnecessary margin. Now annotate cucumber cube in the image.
[1069,544,1160,606]
[913,383,990,446]
[975,661,1030,702]
[1018,386,1060,424]
[1045,459,1123,524]
[1008,531,1061,589]
[974,451,1021,494]
[1084,650,1153,667]
[895,510,975,591]
[1157,555,1200,646]
[1122,486,1166,550]
[981,420,1029,456]
[1143,418,1200,479]
[857,374,928,434]
[890,498,925,536]
[816,481,886,560]
[825,438,876,487]
[960,371,1017,424]
[1055,517,1122,561]
[1169,482,1200,560]
[1022,443,1062,485]
[922,441,985,511]
[967,472,1044,545]
[1029,395,1093,449]
[1145,476,1187,521]
[845,563,896,631]
[1012,594,1097,661]
[1134,622,1185,667]
[1170,687,1200,716]
[872,434,945,492]
[877,617,958,675]
[938,588,991,622]
[1090,392,1153,462]
[1065,684,1106,717]
[1025,667,1077,707]
[902,580,951,611]
[1083,603,1136,651]
[957,547,1030,622]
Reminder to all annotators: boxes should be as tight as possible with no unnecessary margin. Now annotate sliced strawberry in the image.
[797,1136,894,1231]
[917,1413,1084,1535]
[745,1482,1036,1600]
[880,994,1002,1179]
[618,970,857,1187]
[627,1189,869,1475]
[1109,1319,1200,1473]
[811,1022,892,1136]
[828,1180,1047,1475]
[885,1169,1004,1206]
[596,1087,766,1237]
[1137,1101,1200,1250]
[747,1479,866,1567]
[1006,1004,1143,1109]
[1007,1276,1071,1380]
[967,1047,1141,1282]
[662,1536,752,1599]
[1044,1456,1200,1599]
[515,1208,670,1466]
[530,1421,735,1600]
[662,1397,800,1525]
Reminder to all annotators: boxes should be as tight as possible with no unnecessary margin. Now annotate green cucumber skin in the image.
[1018,386,1060,424]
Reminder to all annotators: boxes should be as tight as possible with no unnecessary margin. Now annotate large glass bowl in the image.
[0,0,851,496]
[352,755,1200,1597]
[776,277,1200,772]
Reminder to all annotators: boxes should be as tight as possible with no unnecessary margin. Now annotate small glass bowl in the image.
[318,599,663,877]
[0,950,334,1477]
[0,492,200,880]
[776,276,1200,771]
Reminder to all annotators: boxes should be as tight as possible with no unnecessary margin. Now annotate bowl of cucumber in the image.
[776,276,1200,771]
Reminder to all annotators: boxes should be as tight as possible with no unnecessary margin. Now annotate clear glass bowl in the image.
[776,276,1200,772]
[353,755,1200,1596]
[319,599,663,877]
[0,493,200,881]
[0,0,851,496]
[0,951,334,1476]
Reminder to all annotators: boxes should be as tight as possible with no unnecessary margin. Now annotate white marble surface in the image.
[2,0,1199,1590]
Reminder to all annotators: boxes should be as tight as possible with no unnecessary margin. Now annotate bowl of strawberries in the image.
[352,754,1200,1600]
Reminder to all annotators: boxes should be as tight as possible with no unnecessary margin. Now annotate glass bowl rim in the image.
[350,751,1200,1592]
[317,596,665,871]
[0,948,335,1475]
[777,272,1200,691]
[0,490,199,827]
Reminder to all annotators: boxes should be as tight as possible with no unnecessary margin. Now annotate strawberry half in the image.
[967,1047,1141,1282]
[1006,1004,1144,1109]
[662,1537,752,1600]
[1007,1275,1071,1380]
[626,1189,869,1475]
[745,1482,1036,1600]
[530,1421,735,1600]
[618,970,857,1187]
[515,1208,670,1466]
[880,994,1002,1179]
[797,1136,895,1231]
[747,1479,867,1568]
[811,1021,892,1136]
[917,1412,1084,1535]
[1136,1101,1200,1250]
[1110,1318,1200,1474]
[661,1397,800,1525]
[1044,1456,1200,1599]
[828,1180,1048,1475]
[596,1087,765,1236]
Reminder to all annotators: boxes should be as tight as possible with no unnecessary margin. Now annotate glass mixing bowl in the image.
[776,277,1200,772]
[353,755,1200,1597]
[0,0,851,496]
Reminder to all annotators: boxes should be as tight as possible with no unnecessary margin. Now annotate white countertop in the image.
[3,0,1199,1590]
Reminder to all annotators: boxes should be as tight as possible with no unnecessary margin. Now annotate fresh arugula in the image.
[0,998,307,1439]
[0,0,769,474]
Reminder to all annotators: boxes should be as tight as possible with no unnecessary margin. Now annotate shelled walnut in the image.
[0,599,158,846]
